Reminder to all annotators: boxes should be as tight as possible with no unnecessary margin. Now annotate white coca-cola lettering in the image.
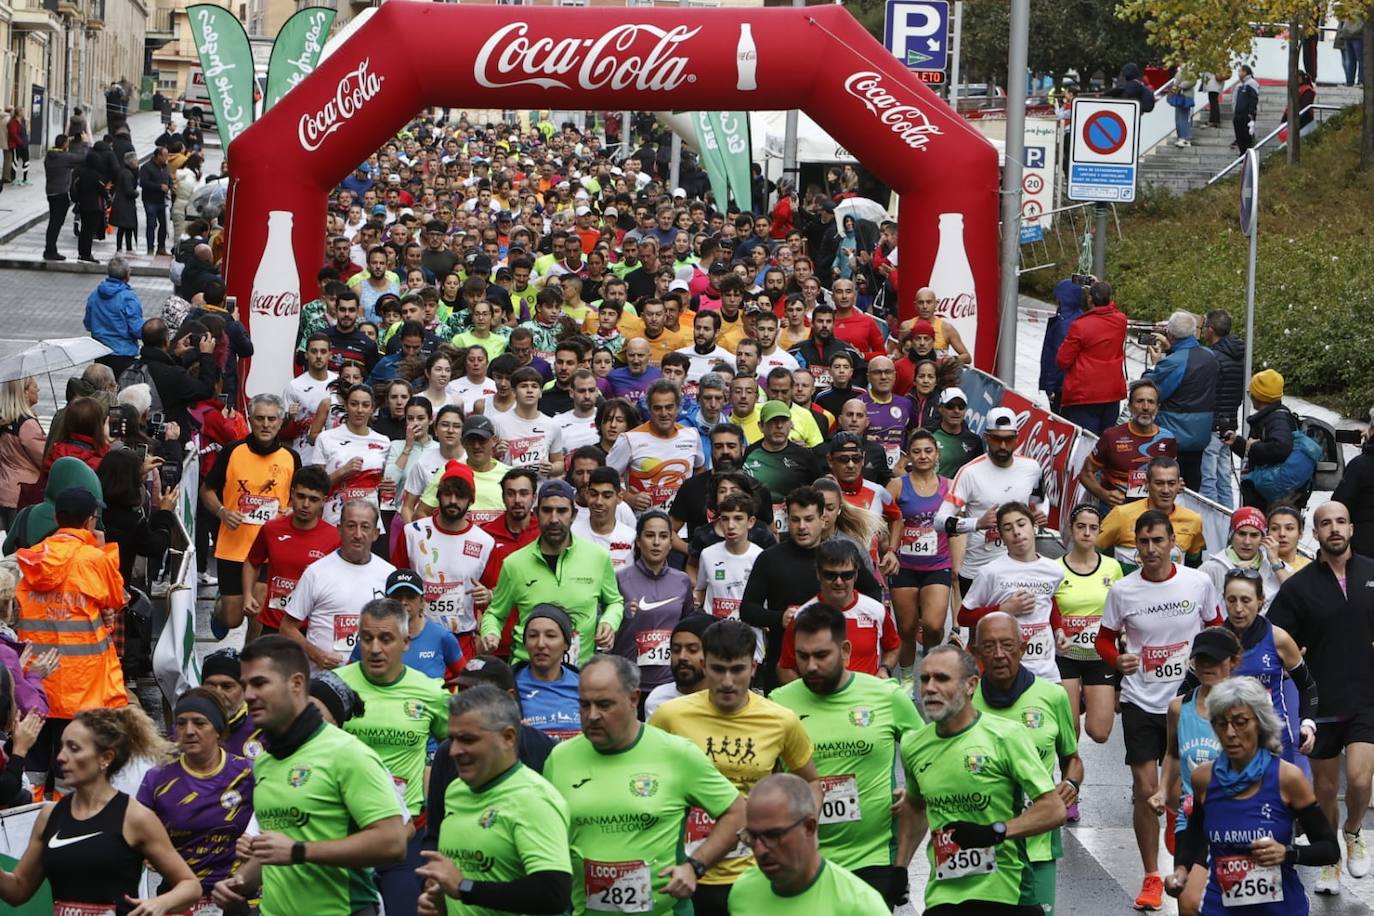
[473,23,700,92]
[251,290,301,317]
[938,292,976,319]
[297,59,385,152]
[843,71,942,152]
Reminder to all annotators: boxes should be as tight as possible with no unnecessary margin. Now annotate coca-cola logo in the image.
[251,290,301,318]
[843,71,942,152]
[937,292,976,319]
[474,23,700,92]
[297,59,385,152]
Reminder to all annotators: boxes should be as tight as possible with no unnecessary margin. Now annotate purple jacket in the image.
[612,559,694,690]
[0,633,49,716]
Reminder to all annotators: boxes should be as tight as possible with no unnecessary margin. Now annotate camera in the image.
[1335,428,1365,445]
[1071,273,1094,287]
[159,461,182,490]
[149,410,166,439]
[1218,418,1238,438]
[1135,331,1159,347]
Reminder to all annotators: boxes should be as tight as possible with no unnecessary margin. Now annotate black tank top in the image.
[41,792,144,914]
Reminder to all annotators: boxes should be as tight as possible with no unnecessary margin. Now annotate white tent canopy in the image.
[655,110,857,166]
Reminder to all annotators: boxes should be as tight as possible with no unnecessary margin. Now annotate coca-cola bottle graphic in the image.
[246,210,303,399]
[927,212,978,363]
[736,25,757,91]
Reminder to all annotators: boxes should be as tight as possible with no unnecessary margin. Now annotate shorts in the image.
[1056,655,1118,687]
[958,575,975,597]
[691,882,731,916]
[1121,701,1168,765]
[925,903,1041,915]
[852,864,908,910]
[216,559,245,597]
[1310,709,1374,760]
[891,567,952,590]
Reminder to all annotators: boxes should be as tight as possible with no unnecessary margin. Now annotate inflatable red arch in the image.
[223,3,1000,398]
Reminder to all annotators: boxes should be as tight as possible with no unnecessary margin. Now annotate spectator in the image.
[1279,71,1318,135]
[138,145,171,256]
[170,152,203,245]
[0,567,54,719]
[1338,18,1365,87]
[1227,369,1317,512]
[139,317,219,444]
[1055,279,1127,434]
[0,378,44,527]
[1201,308,1245,507]
[95,447,176,589]
[1107,63,1157,112]
[71,151,106,264]
[42,396,110,474]
[1039,277,1085,413]
[111,151,139,255]
[186,279,253,402]
[1333,433,1374,558]
[179,244,222,301]
[84,257,145,379]
[2,456,104,554]
[1143,310,1218,489]
[1233,65,1259,154]
[42,134,85,262]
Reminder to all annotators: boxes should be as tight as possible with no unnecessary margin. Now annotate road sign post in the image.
[1067,97,1141,204]
[884,0,950,82]
[1240,149,1259,426]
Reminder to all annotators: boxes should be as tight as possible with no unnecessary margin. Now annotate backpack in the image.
[1244,410,1327,502]
[118,359,164,414]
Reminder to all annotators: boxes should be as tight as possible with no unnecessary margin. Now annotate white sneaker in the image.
[1316,863,1342,894]
[1174,139,1187,147]
[197,572,218,587]
[1347,830,1369,878]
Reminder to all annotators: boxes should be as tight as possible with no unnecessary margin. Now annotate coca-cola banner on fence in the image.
[999,389,1082,532]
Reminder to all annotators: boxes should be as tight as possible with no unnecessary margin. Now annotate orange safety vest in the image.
[16,528,128,720]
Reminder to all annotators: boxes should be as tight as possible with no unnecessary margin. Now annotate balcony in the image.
[56,0,80,16]
[12,0,63,31]
[87,0,104,28]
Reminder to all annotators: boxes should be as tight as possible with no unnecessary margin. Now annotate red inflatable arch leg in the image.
[223,4,1000,397]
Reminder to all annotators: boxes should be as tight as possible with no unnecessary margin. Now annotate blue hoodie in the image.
[1038,278,1084,395]
[1144,336,1220,451]
[83,277,145,357]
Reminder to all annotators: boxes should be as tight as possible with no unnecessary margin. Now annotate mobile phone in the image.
[108,414,127,438]
[1071,273,1094,287]
[225,295,238,314]
[217,393,230,406]
[1135,331,1158,346]
[159,462,182,489]
[135,444,148,462]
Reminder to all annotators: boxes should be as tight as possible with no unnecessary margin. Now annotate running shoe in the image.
[1347,830,1369,878]
[1133,874,1163,910]
[198,572,218,588]
[1315,863,1342,894]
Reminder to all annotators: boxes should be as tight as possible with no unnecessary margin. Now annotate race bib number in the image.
[505,435,546,468]
[1214,855,1283,907]
[1142,641,1189,683]
[1126,467,1148,499]
[54,904,117,916]
[268,575,297,611]
[332,614,359,653]
[424,580,471,633]
[818,775,861,825]
[883,443,901,471]
[584,859,652,913]
[933,828,997,880]
[1020,622,1053,662]
[564,632,583,665]
[899,523,937,558]
[340,485,378,504]
[710,597,741,620]
[1060,616,1101,660]
[238,495,279,526]
[167,902,222,916]
[772,502,788,535]
[634,629,671,667]
[684,806,750,861]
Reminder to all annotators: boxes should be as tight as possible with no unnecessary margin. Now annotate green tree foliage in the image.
[955,0,1154,85]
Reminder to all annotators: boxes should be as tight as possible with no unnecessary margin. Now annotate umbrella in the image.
[0,337,112,401]
[834,197,890,225]
[189,179,227,221]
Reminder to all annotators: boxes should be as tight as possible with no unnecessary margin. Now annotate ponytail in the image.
[75,705,173,777]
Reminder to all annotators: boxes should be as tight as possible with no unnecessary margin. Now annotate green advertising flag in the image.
[713,111,753,211]
[265,7,336,113]
[692,111,731,212]
[186,3,256,145]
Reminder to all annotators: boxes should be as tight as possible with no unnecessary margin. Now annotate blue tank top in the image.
[895,474,950,571]
[1176,688,1221,833]
[1234,618,1297,759]
[1200,755,1305,916]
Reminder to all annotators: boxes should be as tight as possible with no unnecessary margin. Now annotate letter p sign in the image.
[884,0,949,73]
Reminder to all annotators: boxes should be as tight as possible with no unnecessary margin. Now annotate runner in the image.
[136,687,255,906]
[971,613,1084,916]
[393,461,495,657]
[1199,507,1288,608]
[202,648,265,759]
[412,415,511,524]
[281,499,395,671]
[1097,456,1207,571]
[398,405,465,524]
[1077,380,1177,510]
[416,684,573,916]
[284,333,338,465]
[643,614,714,719]
[859,356,914,473]
[778,539,899,682]
[314,383,391,526]
[211,636,407,916]
[886,429,954,683]
[901,645,1065,915]
[934,407,1045,596]
[570,466,637,571]
[957,503,1066,684]
[243,465,339,639]
[606,379,705,514]
[201,393,297,636]
[543,655,746,916]
[335,598,450,916]
[649,619,819,915]
[771,602,923,907]
[930,387,983,480]
[741,401,822,532]
[0,707,200,915]
[350,569,464,685]
[479,480,623,665]
[728,773,889,914]
[1094,509,1222,911]
[493,367,564,475]
[613,510,693,700]
[513,605,583,742]
[695,492,766,660]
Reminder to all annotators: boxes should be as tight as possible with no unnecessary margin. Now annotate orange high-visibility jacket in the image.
[16,528,128,719]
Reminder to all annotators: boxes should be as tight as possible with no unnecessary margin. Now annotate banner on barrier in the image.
[0,805,51,915]
[1000,389,1081,532]
[153,450,201,704]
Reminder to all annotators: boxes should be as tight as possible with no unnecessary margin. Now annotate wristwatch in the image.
[991,821,1008,844]
[1270,561,1285,571]
[456,878,474,899]
[291,841,307,865]
[686,856,708,879]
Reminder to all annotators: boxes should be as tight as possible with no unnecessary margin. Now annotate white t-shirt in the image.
[961,553,1066,682]
[673,344,736,383]
[606,422,704,512]
[697,540,765,661]
[404,447,462,500]
[936,455,1044,578]
[400,516,496,634]
[757,347,800,375]
[644,682,689,721]
[571,514,636,571]
[283,370,336,465]
[446,376,499,413]
[314,425,392,525]
[554,409,601,452]
[492,410,564,469]
[285,550,395,667]
[1101,565,1221,714]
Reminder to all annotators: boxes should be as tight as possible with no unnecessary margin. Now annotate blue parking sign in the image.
[1025,146,1045,169]
[884,0,949,72]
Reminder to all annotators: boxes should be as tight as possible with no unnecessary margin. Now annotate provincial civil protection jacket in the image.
[16,527,129,719]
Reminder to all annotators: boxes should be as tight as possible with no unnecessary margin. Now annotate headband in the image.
[174,694,227,733]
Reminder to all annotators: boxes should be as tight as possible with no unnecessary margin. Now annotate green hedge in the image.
[1023,108,1374,417]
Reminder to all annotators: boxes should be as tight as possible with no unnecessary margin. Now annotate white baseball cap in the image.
[668,279,691,293]
[939,387,968,406]
[985,407,1019,433]
[672,187,687,198]
[575,205,591,217]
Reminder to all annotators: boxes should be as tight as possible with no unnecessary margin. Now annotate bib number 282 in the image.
[584,859,652,913]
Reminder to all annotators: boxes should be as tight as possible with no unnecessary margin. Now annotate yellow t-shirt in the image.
[649,689,814,884]
[1097,498,1207,568]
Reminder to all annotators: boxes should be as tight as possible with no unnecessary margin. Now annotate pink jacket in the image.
[0,416,45,509]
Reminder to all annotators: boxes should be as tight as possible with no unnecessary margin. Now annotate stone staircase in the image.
[1139,83,1365,194]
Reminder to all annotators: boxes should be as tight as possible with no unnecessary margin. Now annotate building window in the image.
[496,0,532,5]
[558,0,589,5]
[158,70,178,90]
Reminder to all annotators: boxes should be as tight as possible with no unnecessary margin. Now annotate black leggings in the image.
[116,227,136,251]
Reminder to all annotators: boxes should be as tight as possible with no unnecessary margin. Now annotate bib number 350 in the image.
[584,859,652,913]
[933,828,997,881]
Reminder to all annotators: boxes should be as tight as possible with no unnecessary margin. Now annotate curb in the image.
[0,255,169,277]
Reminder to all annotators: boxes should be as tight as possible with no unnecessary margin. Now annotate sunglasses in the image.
[1224,567,1262,581]
[818,568,858,582]
[832,453,863,464]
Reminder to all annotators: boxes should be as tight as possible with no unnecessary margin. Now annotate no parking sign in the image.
[1067,98,1140,202]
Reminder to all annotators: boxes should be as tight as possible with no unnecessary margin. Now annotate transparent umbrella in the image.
[189,178,228,221]
[834,197,890,225]
[0,336,112,401]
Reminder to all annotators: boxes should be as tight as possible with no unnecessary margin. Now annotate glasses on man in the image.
[738,816,808,850]
[818,568,858,582]
[832,452,863,465]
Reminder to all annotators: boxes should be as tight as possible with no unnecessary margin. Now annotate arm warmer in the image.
[1286,802,1340,867]
[1287,661,1320,724]
[462,871,572,914]
[1173,792,1207,869]
[1095,625,1122,667]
